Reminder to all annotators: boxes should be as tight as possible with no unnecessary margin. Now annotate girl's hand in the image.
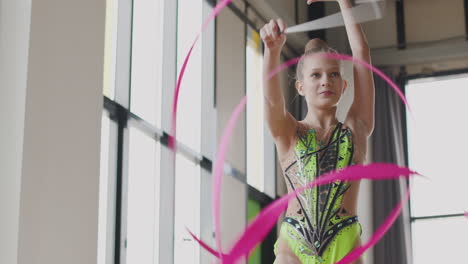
[260,19,286,54]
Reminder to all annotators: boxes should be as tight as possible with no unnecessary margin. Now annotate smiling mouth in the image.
[320,91,334,95]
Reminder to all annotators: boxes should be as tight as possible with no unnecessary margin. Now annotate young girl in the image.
[260,0,375,263]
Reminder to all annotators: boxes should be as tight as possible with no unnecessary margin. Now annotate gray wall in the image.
[216,6,248,263]
[0,1,32,263]
[1,0,106,263]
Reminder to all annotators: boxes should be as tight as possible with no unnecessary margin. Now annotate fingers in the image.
[259,26,266,40]
[276,19,286,35]
[260,20,276,42]
[269,19,278,38]
[260,19,287,50]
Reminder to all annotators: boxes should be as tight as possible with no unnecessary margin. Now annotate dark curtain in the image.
[371,69,413,264]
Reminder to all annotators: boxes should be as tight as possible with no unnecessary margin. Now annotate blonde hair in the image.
[296,38,341,81]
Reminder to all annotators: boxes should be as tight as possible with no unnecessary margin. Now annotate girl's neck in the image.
[302,106,339,129]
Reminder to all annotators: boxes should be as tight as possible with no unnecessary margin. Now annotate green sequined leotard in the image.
[274,122,362,264]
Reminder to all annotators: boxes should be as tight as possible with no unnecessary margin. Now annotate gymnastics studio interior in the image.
[2,0,468,263]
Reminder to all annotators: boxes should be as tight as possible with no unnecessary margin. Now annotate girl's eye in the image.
[311,73,321,78]
[330,72,340,77]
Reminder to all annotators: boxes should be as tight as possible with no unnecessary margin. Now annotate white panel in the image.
[130,0,163,127]
[127,127,160,264]
[407,75,468,217]
[98,114,116,264]
[246,27,265,192]
[216,8,247,174]
[177,0,202,153]
[103,0,118,99]
[412,217,468,263]
[174,154,201,264]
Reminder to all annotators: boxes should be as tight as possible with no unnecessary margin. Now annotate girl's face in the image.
[296,53,347,110]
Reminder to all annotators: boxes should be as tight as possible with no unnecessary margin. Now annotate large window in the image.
[99,1,288,264]
[406,73,468,263]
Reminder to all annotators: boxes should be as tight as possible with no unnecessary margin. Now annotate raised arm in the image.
[308,0,375,136]
[260,19,296,153]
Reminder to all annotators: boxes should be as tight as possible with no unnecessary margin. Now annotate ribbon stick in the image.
[285,2,384,34]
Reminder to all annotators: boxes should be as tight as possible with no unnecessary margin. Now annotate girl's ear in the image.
[295,80,304,96]
[342,80,348,94]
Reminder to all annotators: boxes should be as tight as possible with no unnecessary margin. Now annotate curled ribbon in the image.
[186,53,420,263]
[197,163,418,264]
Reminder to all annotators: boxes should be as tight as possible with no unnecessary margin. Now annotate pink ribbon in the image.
[189,162,418,264]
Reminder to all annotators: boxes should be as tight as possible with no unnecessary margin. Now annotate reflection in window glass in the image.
[174,153,200,264]
[176,0,202,152]
[103,0,118,98]
[412,217,468,263]
[247,199,261,264]
[130,0,163,126]
[127,126,160,264]
[246,27,265,192]
[406,75,468,217]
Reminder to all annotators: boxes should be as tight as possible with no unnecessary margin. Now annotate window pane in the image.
[412,217,468,263]
[127,126,160,264]
[174,153,200,264]
[130,0,163,127]
[176,0,202,152]
[246,27,264,192]
[406,75,468,217]
[103,0,118,99]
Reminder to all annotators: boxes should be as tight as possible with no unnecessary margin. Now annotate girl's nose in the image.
[321,76,332,87]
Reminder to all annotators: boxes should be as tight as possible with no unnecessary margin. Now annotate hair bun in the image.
[304,38,329,53]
